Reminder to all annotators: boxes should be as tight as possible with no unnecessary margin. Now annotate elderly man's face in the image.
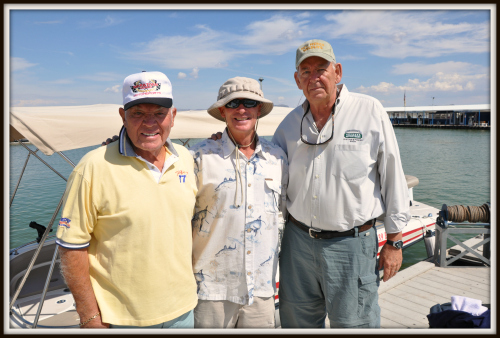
[119,103,176,157]
[294,56,342,106]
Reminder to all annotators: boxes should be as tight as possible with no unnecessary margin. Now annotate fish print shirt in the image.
[190,130,288,305]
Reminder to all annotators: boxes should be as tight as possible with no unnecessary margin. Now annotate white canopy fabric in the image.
[10,104,294,155]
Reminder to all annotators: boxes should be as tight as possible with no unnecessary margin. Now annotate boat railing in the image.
[9,139,76,328]
[433,203,490,268]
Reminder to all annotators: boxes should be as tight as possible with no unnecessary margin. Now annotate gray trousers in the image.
[278,219,381,328]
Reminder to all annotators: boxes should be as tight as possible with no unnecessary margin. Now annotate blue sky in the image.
[8,5,493,110]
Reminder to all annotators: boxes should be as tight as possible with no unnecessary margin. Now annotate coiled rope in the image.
[446,203,490,223]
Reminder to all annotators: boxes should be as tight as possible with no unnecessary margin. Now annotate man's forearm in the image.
[59,247,106,327]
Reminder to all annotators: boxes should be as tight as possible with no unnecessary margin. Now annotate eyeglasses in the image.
[300,97,339,146]
[225,99,260,109]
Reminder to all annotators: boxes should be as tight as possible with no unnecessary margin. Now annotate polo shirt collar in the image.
[221,128,265,160]
[118,126,179,158]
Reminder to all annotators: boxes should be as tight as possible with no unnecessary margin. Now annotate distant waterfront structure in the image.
[385,104,490,129]
[259,77,264,90]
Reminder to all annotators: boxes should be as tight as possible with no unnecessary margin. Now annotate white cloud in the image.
[178,72,187,79]
[190,67,199,79]
[104,84,121,93]
[392,61,486,76]
[356,71,487,95]
[124,14,311,70]
[296,12,311,19]
[324,11,489,59]
[11,57,37,71]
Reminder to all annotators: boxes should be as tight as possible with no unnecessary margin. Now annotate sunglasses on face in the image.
[225,99,260,109]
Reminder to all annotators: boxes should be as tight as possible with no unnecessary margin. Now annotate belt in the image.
[288,214,375,239]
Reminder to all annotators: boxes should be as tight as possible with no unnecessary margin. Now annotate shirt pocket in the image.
[332,144,371,181]
[264,179,280,214]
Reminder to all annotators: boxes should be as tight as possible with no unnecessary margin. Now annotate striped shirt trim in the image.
[56,239,90,249]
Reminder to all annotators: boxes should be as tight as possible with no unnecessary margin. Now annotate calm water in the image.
[8,128,491,269]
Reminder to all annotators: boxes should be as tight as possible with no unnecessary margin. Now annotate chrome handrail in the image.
[10,142,35,206]
[10,144,76,329]
[16,142,68,181]
[9,193,65,311]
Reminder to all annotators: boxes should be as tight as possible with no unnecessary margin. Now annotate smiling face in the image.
[119,103,176,158]
[218,98,261,143]
[294,56,342,107]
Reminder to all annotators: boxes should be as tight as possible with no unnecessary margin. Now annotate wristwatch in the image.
[386,239,403,249]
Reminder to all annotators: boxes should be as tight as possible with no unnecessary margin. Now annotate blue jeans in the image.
[278,219,380,328]
[110,310,194,328]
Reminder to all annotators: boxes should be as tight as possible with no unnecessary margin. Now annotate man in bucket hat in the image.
[58,71,198,328]
[190,77,288,328]
[272,39,410,328]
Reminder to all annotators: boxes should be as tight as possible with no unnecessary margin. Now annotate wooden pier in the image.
[378,261,490,328]
[379,235,491,329]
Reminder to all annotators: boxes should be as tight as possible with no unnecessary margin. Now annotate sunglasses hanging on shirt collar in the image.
[300,90,340,145]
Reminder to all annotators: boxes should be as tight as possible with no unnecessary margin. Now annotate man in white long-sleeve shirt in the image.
[272,39,410,328]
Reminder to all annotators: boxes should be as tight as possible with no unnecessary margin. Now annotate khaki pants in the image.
[194,296,275,328]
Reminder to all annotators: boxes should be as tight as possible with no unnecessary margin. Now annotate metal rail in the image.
[433,204,491,267]
[10,144,76,328]
[17,142,68,181]
[10,142,35,206]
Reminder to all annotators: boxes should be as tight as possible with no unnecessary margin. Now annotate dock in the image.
[379,235,491,329]
[378,261,490,328]
[392,124,490,130]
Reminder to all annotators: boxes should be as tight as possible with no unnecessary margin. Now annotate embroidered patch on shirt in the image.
[344,129,363,142]
[59,218,71,228]
[176,170,188,183]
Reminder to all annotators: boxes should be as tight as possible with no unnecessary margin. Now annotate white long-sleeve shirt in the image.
[272,84,410,234]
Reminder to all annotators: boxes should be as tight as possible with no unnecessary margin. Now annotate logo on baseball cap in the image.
[295,39,336,69]
[122,71,173,110]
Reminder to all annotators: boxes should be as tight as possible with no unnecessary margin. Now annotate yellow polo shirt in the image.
[56,136,198,326]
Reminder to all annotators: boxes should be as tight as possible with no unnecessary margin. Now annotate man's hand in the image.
[210,132,223,141]
[101,135,119,146]
[378,232,403,282]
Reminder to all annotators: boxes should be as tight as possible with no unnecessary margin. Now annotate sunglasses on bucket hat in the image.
[225,98,260,109]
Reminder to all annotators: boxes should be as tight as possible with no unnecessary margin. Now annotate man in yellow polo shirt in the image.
[56,71,198,328]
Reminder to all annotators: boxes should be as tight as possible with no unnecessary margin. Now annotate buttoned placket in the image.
[242,150,256,304]
[309,115,332,229]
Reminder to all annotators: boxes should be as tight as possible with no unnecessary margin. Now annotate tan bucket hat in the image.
[207,77,274,121]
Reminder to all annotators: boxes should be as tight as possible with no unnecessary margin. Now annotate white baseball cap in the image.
[122,71,173,110]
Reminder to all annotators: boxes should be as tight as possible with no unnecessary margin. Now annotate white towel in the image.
[451,296,488,316]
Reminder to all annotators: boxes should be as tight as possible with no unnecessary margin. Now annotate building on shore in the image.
[385,104,490,129]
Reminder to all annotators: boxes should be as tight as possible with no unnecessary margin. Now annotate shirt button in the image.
[248,183,251,187]
[313,215,317,219]
[313,196,317,199]
[317,155,321,159]
[247,250,251,254]
[248,205,252,209]
[247,228,252,233]
[247,272,252,276]
[315,175,319,179]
